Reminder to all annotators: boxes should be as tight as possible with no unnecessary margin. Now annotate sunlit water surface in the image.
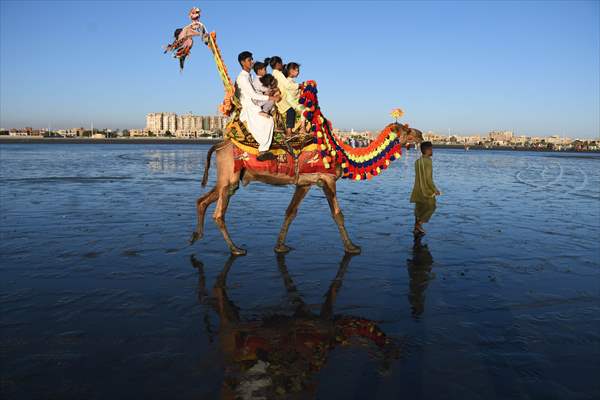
[1,144,599,399]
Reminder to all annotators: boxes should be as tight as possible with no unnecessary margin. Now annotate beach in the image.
[1,143,599,399]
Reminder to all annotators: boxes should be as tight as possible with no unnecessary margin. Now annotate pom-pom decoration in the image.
[390,108,404,123]
[298,81,404,180]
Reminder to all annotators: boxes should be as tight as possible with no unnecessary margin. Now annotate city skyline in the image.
[1,1,599,138]
[4,119,596,143]
[0,111,227,132]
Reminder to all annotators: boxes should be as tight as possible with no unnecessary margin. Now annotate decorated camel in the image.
[169,27,422,255]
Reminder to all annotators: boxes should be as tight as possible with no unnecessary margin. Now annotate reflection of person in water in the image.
[407,237,435,317]
[190,254,399,399]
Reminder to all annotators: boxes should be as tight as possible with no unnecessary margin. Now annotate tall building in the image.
[488,130,514,142]
[165,112,177,133]
[145,112,227,136]
[193,115,203,131]
[209,116,219,130]
[202,116,210,130]
[146,113,163,133]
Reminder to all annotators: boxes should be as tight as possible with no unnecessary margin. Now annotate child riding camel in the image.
[252,62,279,117]
[266,57,305,137]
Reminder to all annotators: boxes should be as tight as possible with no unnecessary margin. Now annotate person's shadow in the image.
[407,237,435,318]
[190,253,400,399]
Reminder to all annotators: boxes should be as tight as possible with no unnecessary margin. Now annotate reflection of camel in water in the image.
[191,254,399,399]
[406,238,435,317]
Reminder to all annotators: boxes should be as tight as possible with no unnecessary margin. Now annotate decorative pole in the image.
[390,108,404,124]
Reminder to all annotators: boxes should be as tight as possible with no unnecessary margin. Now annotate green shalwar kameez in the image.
[410,156,437,223]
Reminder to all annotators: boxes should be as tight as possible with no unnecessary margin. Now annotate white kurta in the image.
[236,70,273,152]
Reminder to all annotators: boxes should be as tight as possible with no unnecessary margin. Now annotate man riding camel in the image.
[235,51,280,161]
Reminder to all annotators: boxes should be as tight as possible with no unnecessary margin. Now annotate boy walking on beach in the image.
[410,141,441,236]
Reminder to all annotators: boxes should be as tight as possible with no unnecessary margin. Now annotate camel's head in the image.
[389,123,423,144]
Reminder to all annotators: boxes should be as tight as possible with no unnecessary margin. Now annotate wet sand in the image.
[1,144,599,399]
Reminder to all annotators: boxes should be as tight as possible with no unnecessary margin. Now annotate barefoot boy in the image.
[410,141,441,236]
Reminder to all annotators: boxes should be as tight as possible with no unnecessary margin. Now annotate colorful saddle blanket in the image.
[233,146,337,177]
[225,111,316,156]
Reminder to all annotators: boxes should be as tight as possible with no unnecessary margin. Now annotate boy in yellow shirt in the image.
[410,142,441,236]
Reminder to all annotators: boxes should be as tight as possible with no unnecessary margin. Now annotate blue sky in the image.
[1,0,598,137]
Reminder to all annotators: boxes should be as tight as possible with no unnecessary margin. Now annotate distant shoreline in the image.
[0,137,222,145]
[0,137,598,153]
[431,144,599,153]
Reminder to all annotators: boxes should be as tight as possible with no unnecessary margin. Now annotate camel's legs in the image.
[320,253,354,319]
[213,184,246,255]
[213,255,242,326]
[190,187,219,244]
[201,142,244,255]
[274,185,311,253]
[321,178,361,254]
[190,255,209,302]
[276,254,311,316]
[190,255,217,342]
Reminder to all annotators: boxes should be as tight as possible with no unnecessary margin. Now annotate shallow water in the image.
[1,144,599,399]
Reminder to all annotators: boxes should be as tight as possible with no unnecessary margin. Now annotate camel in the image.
[185,32,423,255]
[190,123,422,256]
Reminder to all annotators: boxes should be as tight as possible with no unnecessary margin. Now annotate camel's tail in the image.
[201,140,229,187]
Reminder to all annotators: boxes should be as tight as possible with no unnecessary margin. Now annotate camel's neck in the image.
[206,32,234,94]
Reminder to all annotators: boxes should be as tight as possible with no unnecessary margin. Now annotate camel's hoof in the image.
[274,244,292,254]
[189,231,203,244]
[344,244,361,255]
[230,247,247,256]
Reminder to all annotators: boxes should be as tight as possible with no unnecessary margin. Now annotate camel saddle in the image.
[225,109,317,156]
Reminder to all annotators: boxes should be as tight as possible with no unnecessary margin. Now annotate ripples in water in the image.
[0,144,599,399]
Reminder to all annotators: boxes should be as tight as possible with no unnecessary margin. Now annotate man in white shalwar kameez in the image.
[236,51,279,161]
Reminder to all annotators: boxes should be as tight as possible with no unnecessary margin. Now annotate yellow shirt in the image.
[410,156,438,203]
[272,69,302,114]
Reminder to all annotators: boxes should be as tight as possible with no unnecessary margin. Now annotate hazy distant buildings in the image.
[144,112,227,138]
[333,128,373,139]
[1,120,596,150]
[8,130,29,137]
[423,131,448,143]
[419,129,598,151]
[488,130,514,144]
[59,127,85,137]
[129,129,146,137]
